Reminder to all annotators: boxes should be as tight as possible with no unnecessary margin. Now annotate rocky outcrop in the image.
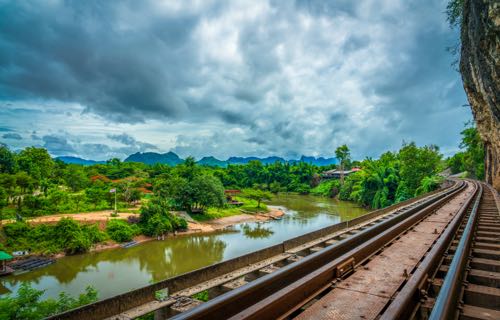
[460,0,500,191]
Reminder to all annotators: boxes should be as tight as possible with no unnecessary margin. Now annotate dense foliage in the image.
[0,283,97,320]
[105,219,140,243]
[338,143,444,209]
[139,198,187,237]
[0,138,458,255]
[448,125,485,180]
[3,218,106,254]
[0,145,153,220]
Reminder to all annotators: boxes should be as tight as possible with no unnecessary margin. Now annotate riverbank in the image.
[86,207,285,255]
[15,207,286,260]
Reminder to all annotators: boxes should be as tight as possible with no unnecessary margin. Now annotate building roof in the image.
[0,251,13,260]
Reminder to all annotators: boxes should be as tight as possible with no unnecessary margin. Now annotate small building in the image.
[321,167,362,179]
[224,190,243,206]
[0,251,13,276]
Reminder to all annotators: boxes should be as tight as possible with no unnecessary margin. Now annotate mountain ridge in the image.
[57,152,337,167]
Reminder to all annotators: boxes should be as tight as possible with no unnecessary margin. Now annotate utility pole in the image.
[110,188,117,215]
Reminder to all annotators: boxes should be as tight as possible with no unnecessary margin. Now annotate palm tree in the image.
[335,145,351,184]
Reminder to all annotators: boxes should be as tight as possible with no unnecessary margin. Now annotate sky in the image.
[0,0,471,161]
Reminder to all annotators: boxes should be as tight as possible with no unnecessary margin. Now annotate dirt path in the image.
[2,210,137,226]
[2,206,285,234]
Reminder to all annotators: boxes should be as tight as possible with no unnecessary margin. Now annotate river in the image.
[0,194,367,300]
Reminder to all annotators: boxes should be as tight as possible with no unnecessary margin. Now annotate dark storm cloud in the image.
[2,133,22,140]
[42,135,76,155]
[0,0,470,159]
[0,1,202,123]
[107,133,158,150]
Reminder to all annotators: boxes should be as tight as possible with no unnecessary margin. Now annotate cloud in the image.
[2,133,22,140]
[42,135,76,155]
[0,0,471,160]
[107,133,158,151]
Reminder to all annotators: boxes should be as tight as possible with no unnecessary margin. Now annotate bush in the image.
[415,175,443,196]
[0,282,98,320]
[139,198,187,236]
[53,218,91,254]
[3,219,106,254]
[310,180,341,197]
[106,219,138,243]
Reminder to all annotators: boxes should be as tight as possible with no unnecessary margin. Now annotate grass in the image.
[190,197,269,222]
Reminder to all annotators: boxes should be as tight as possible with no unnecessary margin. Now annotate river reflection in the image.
[1,194,367,300]
[242,223,274,239]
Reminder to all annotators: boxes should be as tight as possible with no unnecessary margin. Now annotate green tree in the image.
[0,144,16,173]
[0,186,7,223]
[335,144,351,184]
[190,175,225,212]
[85,186,107,209]
[140,198,186,236]
[241,189,272,208]
[399,142,441,193]
[14,171,34,194]
[16,147,54,182]
[459,126,485,179]
[64,165,89,192]
[53,218,91,254]
[0,173,16,196]
[0,282,98,320]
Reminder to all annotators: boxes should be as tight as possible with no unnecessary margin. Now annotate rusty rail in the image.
[172,180,467,320]
[48,181,457,320]
[380,180,481,319]
[429,182,483,320]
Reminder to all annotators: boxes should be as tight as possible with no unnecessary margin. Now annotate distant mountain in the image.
[55,156,106,165]
[60,151,337,167]
[227,156,261,165]
[197,156,228,167]
[124,152,183,166]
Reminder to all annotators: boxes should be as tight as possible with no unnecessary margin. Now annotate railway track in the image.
[110,180,462,320]
[166,180,482,320]
[382,182,500,320]
[53,179,500,320]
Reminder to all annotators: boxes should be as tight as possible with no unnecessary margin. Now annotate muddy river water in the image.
[0,194,367,300]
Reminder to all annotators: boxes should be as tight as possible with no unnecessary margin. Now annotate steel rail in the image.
[227,181,472,320]
[428,182,483,320]
[379,180,480,320]
[172,180,466,320]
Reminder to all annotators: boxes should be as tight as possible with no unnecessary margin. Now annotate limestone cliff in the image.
[460,0,500,191]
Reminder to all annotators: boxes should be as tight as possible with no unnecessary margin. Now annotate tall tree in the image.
[16,147,54,182]
[335,144,351,184]
[0,144,16,173]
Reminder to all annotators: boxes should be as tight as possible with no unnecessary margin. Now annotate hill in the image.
[197,156,228,167]
[57,152,337,167]
[124,152,183,166]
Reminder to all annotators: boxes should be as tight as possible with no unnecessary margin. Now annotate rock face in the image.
[460,0,500,191]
